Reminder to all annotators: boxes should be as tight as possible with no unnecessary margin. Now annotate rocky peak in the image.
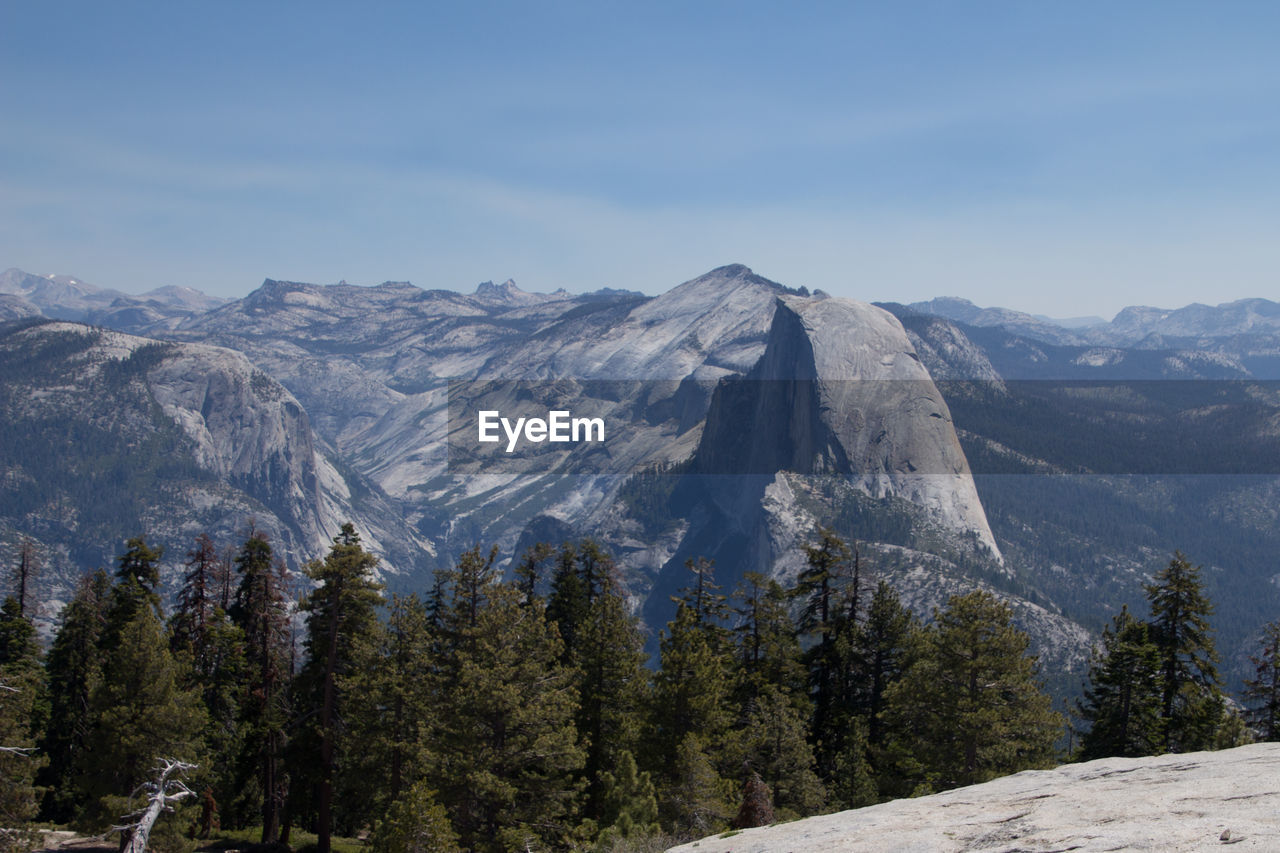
[474,278,525,300]
[140,285,229,311]
[669,263,810,299]
[694,295,1000,557]
[910,295,984,324]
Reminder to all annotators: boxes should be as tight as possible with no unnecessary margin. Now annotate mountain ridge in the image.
[8,262,1280,693]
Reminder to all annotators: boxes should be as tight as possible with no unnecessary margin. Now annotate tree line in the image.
[1,530,1278,853]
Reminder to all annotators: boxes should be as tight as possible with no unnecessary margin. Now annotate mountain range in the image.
[4,264,1279,697]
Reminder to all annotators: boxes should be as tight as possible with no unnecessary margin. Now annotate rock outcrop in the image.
[0,321,426,589]
[669,743,1280,852]
[693,295,998,557]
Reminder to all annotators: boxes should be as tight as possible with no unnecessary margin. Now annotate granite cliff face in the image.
[0,321,426,612]
[635,294,1012,649]
[693,295,998,557]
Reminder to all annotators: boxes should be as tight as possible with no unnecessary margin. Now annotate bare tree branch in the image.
[111,758,199,853]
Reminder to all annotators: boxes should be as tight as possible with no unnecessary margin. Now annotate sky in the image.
[2,1,1279,319]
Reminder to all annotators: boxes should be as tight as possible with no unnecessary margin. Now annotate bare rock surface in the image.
[669,744,1280,853]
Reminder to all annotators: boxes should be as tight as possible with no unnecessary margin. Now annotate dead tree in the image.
[12,538,40,618]
[112,759,198,853]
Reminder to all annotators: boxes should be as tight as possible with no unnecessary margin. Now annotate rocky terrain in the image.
[0,321,428,615]
[6,262,1280,689]
[0,267,226,328]
[668,743,1280,852]
[902,294,1280,377]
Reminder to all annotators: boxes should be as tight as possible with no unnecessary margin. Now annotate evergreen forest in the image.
[1,526,1277,853]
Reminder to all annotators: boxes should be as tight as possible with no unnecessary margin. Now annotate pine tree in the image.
[228,532,290,837]
[547,542,589,656]
[828,716,877,809]
[344,594,435,823]
[729,686,825,818]
[170,534,219,667]
[1076,606,1164,759]
[1244,619,1280,742]
[545,541,649,824]
[1144,552,1223,752]
[651,563,735,777]
[733,572,806,707]
[74,607,207,834]
[38,569,111,822]
[106,536,164,642]
[792,527,857,779]
[595,749,660,845]
[882,590,1061,792]
[167,534,248,829]
[0,598,40,673]
[513,542,554,606]
[10,537,40,619]
[662,734,734,838]
[854,580,917,750]
[0,596,47,848]
[428,550,584,853]
[368,780,460,853]
[293,523,384,853]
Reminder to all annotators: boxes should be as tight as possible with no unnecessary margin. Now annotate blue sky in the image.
[2,1,1278,317]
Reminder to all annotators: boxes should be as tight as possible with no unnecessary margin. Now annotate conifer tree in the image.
[545,541,649,823]
[293,523,384,853]
[1144,552,1223,752]
[828,716,878,809]
[10,537,40,619]
[854,580,917,750]
[0,596,46,846]
[170,534,219,666]
[595,750,660,845]
[730,686,825,817]
[344,594,435,821]
[169,534,248,828]
[792,527,857,778]
[729,573,822,817]
[369,780,460,853]
[733,572,806,706]
[106,536,164,641]
[651,560,735,774]
[1244,619,1280,742]
[855,584,927,804]
[38,569,111,822]
[883,590,1061,792]
[228,532,289,839]
[0,678,45,852]
[547,542,589,655]
[1076,606,1164,759]
[74,607,207,835]
[0,598,40,674]
[581,582,649,819]
[662,734,734,838]
[428,547,584,853]
[0,595,47,748]
[513,542,554,606]
[650,558,738,830]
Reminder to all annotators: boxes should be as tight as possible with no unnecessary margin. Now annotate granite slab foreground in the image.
[669,743,1280,852]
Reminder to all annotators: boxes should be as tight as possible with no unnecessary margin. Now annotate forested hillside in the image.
[3,525,1275,853]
